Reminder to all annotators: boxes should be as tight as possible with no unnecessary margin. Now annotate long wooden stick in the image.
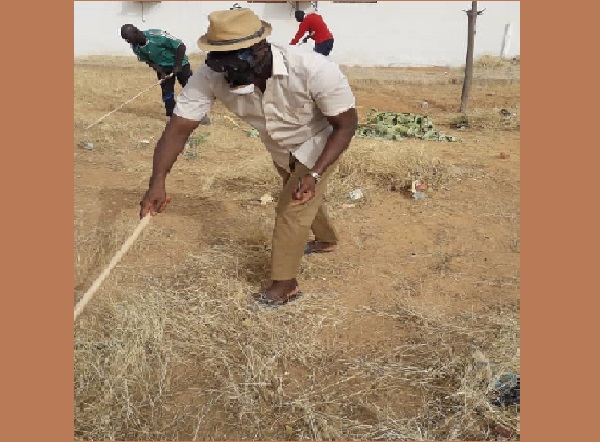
[84,74,173,130]
[74,215,152,321]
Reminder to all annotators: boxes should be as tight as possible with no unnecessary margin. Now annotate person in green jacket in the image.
[120,24,209,124]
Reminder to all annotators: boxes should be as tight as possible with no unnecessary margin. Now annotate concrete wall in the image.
[74,1,520,67]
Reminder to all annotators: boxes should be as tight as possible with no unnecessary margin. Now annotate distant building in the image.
[74,1,520,67]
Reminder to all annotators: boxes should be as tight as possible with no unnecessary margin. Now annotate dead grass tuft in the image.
[474,55,520,69]
[328,140,457,202]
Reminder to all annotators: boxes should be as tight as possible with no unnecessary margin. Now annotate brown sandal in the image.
[304,240,337,255]
[253,287,303,307]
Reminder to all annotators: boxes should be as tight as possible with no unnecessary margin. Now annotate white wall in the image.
[74,1,520,67]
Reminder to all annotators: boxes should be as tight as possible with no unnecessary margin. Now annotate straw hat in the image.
[197,8,272,52]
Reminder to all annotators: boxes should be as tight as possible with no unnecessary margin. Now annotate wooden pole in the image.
[460,2,484,113]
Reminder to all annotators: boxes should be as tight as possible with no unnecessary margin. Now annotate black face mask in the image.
[224,65,254,88]
[206,49,256,94]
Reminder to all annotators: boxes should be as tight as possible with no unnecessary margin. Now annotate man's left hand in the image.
[172,64,182,74]
[290,174,316,206]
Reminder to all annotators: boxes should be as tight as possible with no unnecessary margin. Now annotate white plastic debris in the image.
[259,193,274,205]
[78,141,94,150]
[410,179,427,200]
[348,189,364,201]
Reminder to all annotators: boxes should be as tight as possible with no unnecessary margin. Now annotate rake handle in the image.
[84,74,174,131]
[74,214,152,321]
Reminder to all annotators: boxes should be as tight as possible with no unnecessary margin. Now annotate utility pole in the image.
[460,2,485,113]
[500,23,512,58]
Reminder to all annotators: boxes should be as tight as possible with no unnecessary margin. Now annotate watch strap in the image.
[307,171,321,182]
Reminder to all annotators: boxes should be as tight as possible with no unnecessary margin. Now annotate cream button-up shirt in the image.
[173,43,356,172]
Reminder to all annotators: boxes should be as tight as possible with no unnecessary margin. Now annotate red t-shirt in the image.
[290,13,334,45]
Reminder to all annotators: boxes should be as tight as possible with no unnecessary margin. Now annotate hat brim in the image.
[197,21,272,52]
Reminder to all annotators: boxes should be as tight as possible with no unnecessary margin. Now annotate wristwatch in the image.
[307,171,321,182]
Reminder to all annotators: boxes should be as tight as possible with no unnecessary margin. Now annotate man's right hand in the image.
[140,181,171,219]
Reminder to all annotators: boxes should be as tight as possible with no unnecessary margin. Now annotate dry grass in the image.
[74,245,519,440]
[328,140,456,199]
[474,55,520,69]
[74,55,520,440]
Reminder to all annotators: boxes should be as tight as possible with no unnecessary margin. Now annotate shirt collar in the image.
[270,45,288,77]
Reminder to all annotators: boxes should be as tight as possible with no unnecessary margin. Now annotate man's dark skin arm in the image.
[139,115,200,218]
[290,107,358,206]
[173,43,186,74]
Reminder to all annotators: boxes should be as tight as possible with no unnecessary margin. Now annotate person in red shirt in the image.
[289,9,334,56]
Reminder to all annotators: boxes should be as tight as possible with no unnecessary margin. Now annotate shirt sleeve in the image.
[172,65,215,122]
[290,18,310,45]
[164,36,183,51]
[157,32,183,51]
[308,61,356,117]
[147,30,182,51]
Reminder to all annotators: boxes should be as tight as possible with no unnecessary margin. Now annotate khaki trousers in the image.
[271,157,339,281]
